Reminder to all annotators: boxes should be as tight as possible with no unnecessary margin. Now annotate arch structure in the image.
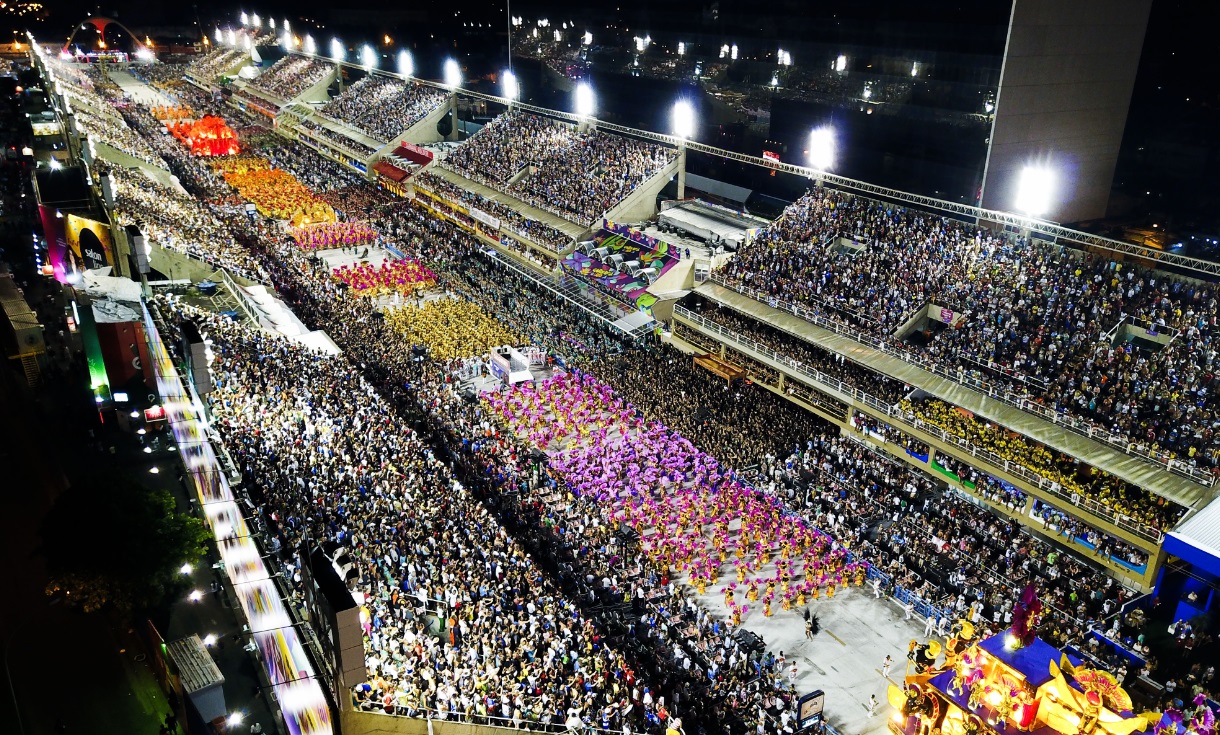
[62,17,149,56]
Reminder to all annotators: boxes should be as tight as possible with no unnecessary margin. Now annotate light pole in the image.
[672,100,695,199]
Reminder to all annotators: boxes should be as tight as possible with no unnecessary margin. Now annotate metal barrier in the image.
[706,275,1215,488]
[673,305,1168,543]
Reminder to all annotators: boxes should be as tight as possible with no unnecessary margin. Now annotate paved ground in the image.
[108,70,178,108]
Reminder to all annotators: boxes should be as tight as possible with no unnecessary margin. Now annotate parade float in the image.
[886,586,1196,735]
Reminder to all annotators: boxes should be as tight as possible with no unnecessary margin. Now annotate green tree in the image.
[41,471,210,613]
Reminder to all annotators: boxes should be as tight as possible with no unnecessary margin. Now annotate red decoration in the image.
[168,116,241,157]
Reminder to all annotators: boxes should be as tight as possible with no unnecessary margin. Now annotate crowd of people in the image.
[512,130,675,225]
[413,171,572,252]
[55,60,1187,735]
[902,396,1186,532]
[213,156,336,224]
[185,47,247,81]
[441,111,675,225]
[100,160,267,281]
[719,188,1220,475]
[384,299,523,361]
[247,55,335,101]
[443,112,576,185]
[319,75,448,145]
[333,259,437,297]
[297,119,379,157]
[291,221,379,250]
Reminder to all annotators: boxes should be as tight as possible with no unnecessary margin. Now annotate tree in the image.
[40,471,210,613]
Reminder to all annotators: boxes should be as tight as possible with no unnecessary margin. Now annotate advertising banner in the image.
[66,214,115,271]
[38,204,70,283]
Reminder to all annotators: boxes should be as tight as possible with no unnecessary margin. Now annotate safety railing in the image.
[706,274,1215,488]
[673,305,1167,544]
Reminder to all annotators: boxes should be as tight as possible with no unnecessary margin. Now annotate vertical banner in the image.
[66,214,116,271]
[38,204,70,283]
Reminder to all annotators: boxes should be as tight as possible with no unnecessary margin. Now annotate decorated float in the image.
[887,586,1216,735]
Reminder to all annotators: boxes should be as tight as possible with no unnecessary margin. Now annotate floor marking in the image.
[826,629,847,646]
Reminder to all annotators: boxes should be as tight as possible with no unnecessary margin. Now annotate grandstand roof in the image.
[695,281,1216,515]
[682,173,753,205]
[1164,499,1220,576]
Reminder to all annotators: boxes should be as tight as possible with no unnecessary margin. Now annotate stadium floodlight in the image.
[240,11,249,25]
[443,58,462,88]
[269,18,275,30]
[1015,165,1055,217]
[672,99,695,140]
[730,44,738,60]
[135,48,154,61]
[574,81,595,118]
[283,19,290,33]
[911,62,919,77]
[227,28,236,46]
[808,126,835,172]
[502,70,519,101]
[553,29,561,42]
[214,28,223,44]
[583,31,592,45]
[635,36,645,53]
[304,35,316,55]
[719,44,729,59]
[330,38,344,62]
[862,85,872,99]
[398,49,413,78]
[361,44,377,69]
[678,41,685,56]
[251,13,260,28]
[835,54,847,72]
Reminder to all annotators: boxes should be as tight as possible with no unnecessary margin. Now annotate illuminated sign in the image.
[798,690,825,729]
[144,405,167,422]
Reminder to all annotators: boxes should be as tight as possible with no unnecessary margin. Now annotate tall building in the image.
[980,0,1153,223]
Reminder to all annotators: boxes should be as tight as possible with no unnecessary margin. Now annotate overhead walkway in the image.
[693,280,1216,515]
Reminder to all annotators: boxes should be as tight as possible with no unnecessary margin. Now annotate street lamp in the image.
[502,69,519,101]
[1015,165,1055,218]
[808,126,835,172]
[443,58,461,88]
[574,81,595,118]
[672,99,695,139]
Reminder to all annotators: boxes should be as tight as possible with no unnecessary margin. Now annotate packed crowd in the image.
[297,119,379,157]
[442,111,675,224]
[333,258,437,297]
[319,75,448,145]
[443,112,577,184]
[180,304,676,733]
[214,156,335,224]
[73,106,169,170]
[185,47,247,81]
[902,396,1187,532]
[768,434,1132,648]
[247,55,335,101]
[291,221,379,250]
[685,300,910,405]
[99,161,266,281]
[512,130,675,225]
[384,299,522,361]
[719,188,1220,474]
[413,171,571,252]
[62,58,1170,732]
